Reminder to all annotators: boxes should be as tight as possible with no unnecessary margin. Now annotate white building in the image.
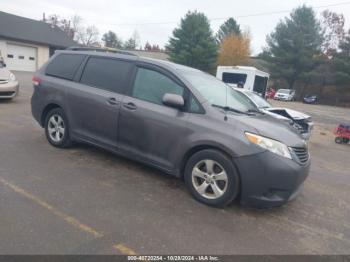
[0,11,76,72]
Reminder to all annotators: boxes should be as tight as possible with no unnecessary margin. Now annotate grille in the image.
[0,79,9,84]
[0,91,15,96]
[291,147,309,164]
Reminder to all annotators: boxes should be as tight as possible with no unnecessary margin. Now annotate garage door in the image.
[6,44,37,72]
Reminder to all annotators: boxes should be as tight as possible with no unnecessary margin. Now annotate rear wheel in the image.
[184,149,240,207]
[45,108,72,148]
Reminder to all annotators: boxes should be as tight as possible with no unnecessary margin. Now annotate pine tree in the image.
[217,18,241,43]
[261,6,324,90]
[333,30,350,89]
[102,31,123,49]
[166,11,218,72]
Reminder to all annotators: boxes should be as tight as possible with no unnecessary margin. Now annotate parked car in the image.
[236,89,314,140]
[274,89,296,101]
[0,63,19,99]
[31,50,310,208]
[266,88,276,99]
[303,94,318,104]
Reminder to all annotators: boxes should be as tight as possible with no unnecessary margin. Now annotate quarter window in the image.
[80,57,133,93]
[132,68,184,105]
[46,54,85,80]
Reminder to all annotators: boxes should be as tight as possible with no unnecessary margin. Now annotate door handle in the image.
[107,97,119,106]
[123,102,137,110]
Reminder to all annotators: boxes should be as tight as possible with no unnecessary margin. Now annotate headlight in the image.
[9,73,16,81]
[245,132,292,159]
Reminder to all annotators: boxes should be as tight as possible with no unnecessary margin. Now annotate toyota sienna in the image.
[31,50,310,208]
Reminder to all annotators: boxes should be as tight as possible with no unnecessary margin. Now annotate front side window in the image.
[80,57,133,93]
[132,68,184,105]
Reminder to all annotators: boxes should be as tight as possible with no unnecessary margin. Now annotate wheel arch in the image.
[40,103,63,127]
[179,144,240,179]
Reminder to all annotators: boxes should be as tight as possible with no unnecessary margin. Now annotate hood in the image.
[0,68,11,80]
[261,109,290,121]
[266,107,310,120]
[228,113,306,147]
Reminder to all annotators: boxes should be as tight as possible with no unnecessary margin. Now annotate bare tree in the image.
[71,15,83,41]
[76,25,100,46]
[321,10,346,56]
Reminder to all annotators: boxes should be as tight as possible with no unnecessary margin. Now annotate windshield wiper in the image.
[212,104,249,115]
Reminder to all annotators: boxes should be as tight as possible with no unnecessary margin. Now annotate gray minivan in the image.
[31,50,310,208]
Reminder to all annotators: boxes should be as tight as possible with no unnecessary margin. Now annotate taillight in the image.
[32,76,40,86]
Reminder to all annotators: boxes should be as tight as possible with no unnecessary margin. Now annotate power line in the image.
[100,1,350,27]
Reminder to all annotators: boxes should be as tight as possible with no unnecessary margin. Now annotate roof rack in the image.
[65,46,137,56]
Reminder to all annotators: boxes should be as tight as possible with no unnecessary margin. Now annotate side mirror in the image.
[162,93,185,109]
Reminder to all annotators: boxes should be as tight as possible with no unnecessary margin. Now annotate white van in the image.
[216,66,270,96]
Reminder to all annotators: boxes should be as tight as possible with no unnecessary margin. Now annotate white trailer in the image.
[216,66,270,96]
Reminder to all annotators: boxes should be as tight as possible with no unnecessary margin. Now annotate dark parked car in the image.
[303,94,318,104]
[31,50,310,208]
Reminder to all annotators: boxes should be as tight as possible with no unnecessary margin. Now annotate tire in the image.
[335,137,343,144]
[184,149,240,207]
[44,108,72,148]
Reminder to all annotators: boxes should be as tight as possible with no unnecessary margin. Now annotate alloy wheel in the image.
[47,114,65,143]
[191,159,228,200]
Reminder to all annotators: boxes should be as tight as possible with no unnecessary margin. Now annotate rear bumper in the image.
[235,151,310,209]
[0,81,19,99]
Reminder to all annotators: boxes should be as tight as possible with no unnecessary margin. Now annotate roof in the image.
[217,65,270,77]
[0,11,76,48]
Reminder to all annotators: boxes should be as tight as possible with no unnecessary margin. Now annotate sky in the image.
[1,0,350,55]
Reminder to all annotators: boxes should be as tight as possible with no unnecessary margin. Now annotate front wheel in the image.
[184,149,240,207]
[45,108,72,148]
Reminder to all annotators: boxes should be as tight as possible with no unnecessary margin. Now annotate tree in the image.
[102,31,123,49]
[76,25,100,46]
[321,10,346,56]
[166,11,218,72]
[43,14,75,39]
[333,30,350,89]
[217,18,241,43]
[217,32,251,66]
[144,42,160,51]
[262,5,324,91]
[123,30,140,50]
[124,38,137,50]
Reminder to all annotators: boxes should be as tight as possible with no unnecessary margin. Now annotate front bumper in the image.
[235,150,310,209]
[0,81,19,99]
[274,96,291,101]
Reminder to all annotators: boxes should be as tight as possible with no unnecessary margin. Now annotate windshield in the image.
[182,70,256,112]
[277,89,291,94]
[243,91,271,109]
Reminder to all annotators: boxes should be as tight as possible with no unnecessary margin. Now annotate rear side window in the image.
[80,57,133,93]
[132,68,184,105]
[46,54,85,80]
[222,73,247,84]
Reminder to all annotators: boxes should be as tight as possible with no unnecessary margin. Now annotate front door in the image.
[118,66,190,171]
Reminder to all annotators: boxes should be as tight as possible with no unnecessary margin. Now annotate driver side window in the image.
[132,68,184,105]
